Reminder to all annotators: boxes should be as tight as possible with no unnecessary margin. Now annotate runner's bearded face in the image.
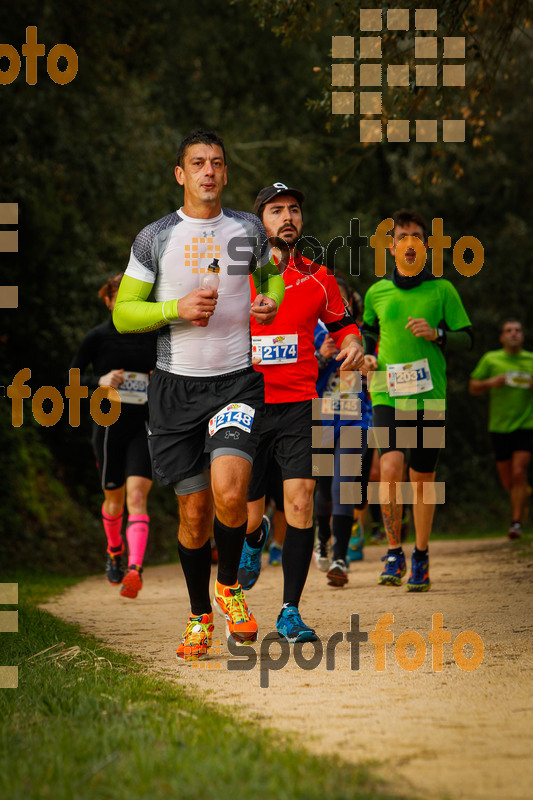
[174,143,227,209]
[390,221,427,274]
[261,195,303,246]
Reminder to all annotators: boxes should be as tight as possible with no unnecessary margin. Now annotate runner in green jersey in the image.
[363,209,472,591]
[469,319,533,538]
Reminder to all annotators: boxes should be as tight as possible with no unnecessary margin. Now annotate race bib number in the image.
[322,370,361,417]
[321,394,336,415]
[117,371,149,405]
[321,394,361,417]
[505,371,531,389]
[208,402,255,436]
[252,334,298,364]
[387,358,433,397]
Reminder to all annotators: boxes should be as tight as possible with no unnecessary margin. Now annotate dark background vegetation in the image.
[1,0,532,572]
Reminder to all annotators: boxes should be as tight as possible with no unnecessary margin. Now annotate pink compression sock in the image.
[102,502,124,552]
[126,515,149,567]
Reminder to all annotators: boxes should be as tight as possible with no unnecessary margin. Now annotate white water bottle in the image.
[201,258,220,291]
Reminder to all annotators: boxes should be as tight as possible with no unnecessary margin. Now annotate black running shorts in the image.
[372,404,445,473]
[248,399,314,502]
[147,366,265,486]
[490,429,533,462]
[355,441,373,510]
[92,405,152,491]
[265,461,285,511]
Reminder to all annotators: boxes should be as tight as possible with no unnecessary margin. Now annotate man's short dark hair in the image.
[392,209,428,243]
[499,317,523,334]
[177,130,226,167]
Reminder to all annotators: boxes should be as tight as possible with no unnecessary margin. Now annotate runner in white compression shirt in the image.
[124,207,273,377]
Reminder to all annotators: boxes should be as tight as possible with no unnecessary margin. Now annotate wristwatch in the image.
[434,327,446,345]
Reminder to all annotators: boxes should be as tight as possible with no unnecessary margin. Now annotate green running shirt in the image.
[363,278,471,410]
[470,349,533,432]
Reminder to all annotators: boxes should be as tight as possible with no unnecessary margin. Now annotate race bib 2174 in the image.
[252,334,298,364]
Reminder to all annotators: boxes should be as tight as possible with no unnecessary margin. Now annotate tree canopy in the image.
[1,0,532,569]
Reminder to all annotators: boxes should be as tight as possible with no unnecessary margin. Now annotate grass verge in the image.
[0,573,405,800]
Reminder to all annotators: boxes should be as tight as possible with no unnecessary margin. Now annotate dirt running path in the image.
[44,539,533,800]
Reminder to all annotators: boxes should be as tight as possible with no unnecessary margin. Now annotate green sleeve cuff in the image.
[113,275,179,333]
[251,259,285,307]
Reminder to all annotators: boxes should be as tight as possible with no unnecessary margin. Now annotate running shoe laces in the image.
[223,586,250,623]
[177,613,214,661]
[276,605,318,643]
[240,543,260,573]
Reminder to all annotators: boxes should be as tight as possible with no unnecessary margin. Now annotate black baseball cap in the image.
[253,182,305,216]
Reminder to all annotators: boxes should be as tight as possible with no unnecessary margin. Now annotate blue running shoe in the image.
[407,552,430,592]
[276,605,318,643]
[238,515,270,590]
[378,550,406,586]
[346,519,364,563]
[268,542,283,566]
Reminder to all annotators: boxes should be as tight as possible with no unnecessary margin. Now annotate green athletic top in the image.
[470,349,533,432]
[363,273,471,410]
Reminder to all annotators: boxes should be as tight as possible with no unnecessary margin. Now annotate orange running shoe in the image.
[214,580,258,644]
[176,612,214,661]
[120,565,143,599]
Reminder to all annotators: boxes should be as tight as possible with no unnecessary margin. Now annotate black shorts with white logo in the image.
[248,399,314,502]
[147,366,265,486]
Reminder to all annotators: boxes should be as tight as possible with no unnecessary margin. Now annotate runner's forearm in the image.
[469,378,493,395]
[70,332,100,389]
[113,275,179,333]
[361,321,380,355]
[440,327,473,353]
[339,332,363,351]
[70,368,99,390]
[252,259,285,307]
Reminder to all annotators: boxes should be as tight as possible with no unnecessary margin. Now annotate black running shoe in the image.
[106,546,124,585]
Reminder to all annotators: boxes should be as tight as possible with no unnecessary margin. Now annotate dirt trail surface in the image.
[44,538,533,800]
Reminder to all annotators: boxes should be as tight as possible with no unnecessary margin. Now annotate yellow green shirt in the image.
[470,349,533,432]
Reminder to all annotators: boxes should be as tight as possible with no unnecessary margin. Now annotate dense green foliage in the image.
[1,1,531,570]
